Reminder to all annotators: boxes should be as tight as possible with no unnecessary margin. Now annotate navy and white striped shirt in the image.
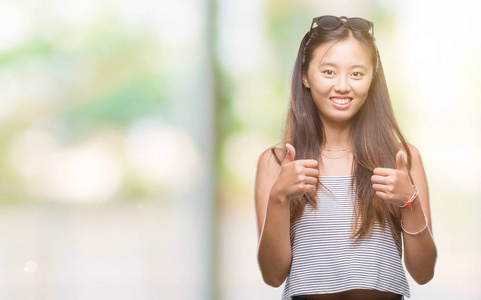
[282,176,410,299]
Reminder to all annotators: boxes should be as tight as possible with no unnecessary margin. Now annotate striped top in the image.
[281,176,410,299]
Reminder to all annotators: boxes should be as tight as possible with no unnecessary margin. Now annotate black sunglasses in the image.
[309,15,374,37]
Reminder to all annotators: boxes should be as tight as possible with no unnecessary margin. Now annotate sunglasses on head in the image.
[309,15,374,37]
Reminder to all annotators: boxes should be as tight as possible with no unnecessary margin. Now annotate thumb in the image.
[283,143,296,164]
[396,150,406,171]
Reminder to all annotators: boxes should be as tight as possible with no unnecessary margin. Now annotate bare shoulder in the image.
[406,143,421,159]
[255,147,285,189]
[398,142,423,167]
[258,147,285,170]
[399,142,429,193]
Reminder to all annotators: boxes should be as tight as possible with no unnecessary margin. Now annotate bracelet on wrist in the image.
[401,213,428,235]
[398,185,418,211]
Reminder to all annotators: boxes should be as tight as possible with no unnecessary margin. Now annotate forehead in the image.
[310,38,372,68]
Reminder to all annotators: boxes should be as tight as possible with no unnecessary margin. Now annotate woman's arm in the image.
[371,144,437,284]
[400,144,437,284]
[254,148,292,287]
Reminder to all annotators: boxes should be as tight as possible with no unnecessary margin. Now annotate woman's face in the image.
[302,37,374,126]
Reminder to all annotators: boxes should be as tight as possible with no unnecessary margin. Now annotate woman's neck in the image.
[322,120,352,150]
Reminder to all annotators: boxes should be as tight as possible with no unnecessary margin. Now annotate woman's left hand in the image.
[371,150,415,206]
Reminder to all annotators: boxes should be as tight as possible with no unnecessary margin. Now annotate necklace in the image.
[322,147,352,152]
[321,150,352,159]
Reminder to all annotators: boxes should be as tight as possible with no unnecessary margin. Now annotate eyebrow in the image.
[319,61,368,70]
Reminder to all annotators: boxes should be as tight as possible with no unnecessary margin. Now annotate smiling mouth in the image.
[330,97,353,104]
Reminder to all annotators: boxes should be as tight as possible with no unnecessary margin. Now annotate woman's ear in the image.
[302,73,310,88]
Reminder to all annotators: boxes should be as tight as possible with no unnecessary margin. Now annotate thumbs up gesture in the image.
[270,143,320,202]
[371,150,415,206]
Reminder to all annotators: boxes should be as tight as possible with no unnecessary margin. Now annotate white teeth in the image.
[330,98,351,104]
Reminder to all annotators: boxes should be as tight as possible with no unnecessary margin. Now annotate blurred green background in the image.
[0,0,479,299]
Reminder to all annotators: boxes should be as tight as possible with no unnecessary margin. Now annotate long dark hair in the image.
[271,22,412,241]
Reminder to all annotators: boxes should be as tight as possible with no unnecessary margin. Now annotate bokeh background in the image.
[0,0,479,299]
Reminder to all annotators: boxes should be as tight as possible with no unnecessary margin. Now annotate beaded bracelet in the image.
[401,213,428,235]
[398,185,418,211]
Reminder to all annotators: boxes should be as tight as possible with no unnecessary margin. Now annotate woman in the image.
[254,16,437,300]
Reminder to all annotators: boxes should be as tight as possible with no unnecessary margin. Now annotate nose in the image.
[334,75,351,93]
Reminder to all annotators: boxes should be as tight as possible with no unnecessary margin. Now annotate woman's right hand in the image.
[270,143,320,202]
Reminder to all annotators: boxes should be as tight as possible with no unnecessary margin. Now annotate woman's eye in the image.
[323,70,334,75]
[352,72,363,78]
